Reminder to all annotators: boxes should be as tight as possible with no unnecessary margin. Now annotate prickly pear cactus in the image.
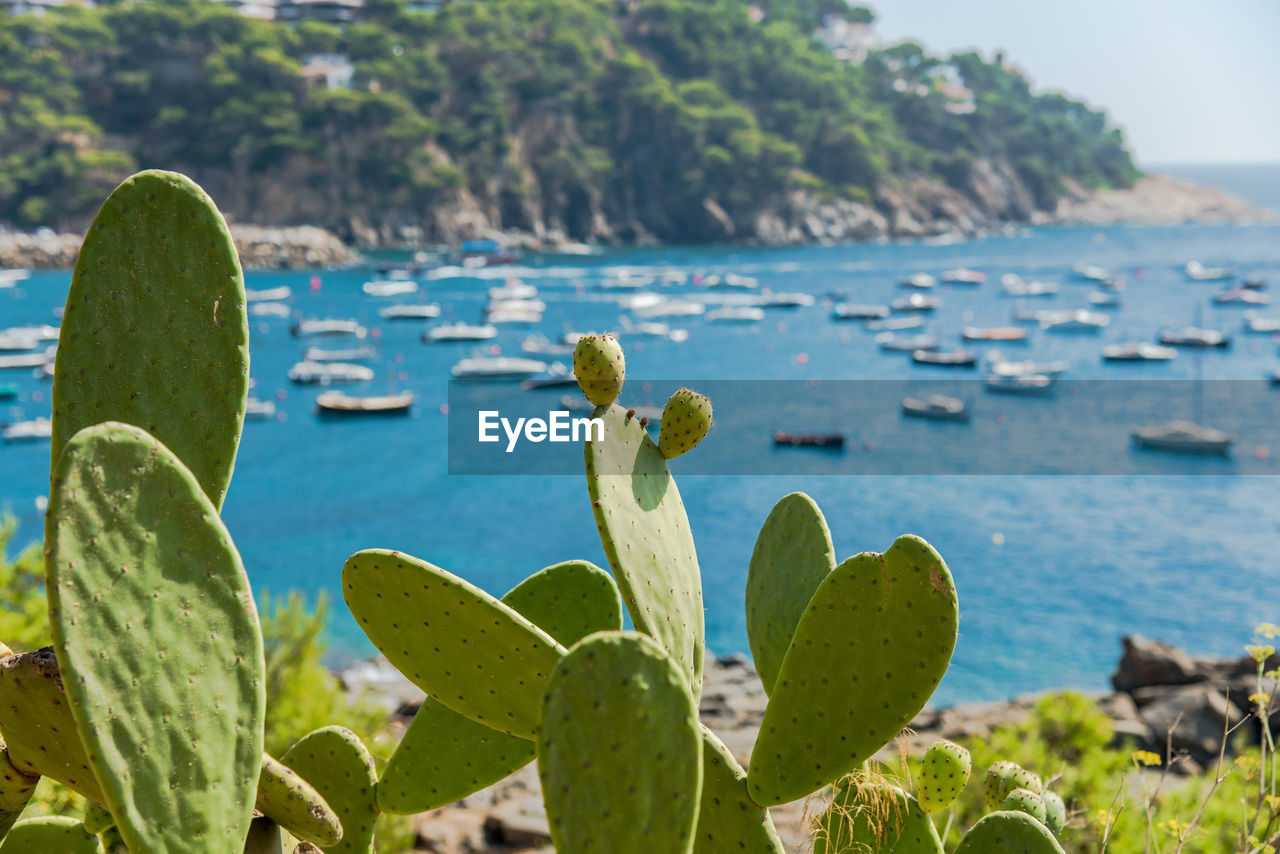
[745,492,835,695]
[657,387,712,459]
[983,761,1042,810]
[914,739,971,814]
[376,561,622,814]
[954,811,1065,854]
[342,550,565,739]
[51,170,249,510]
[0,741,37,841]
[585,403,704,697]
[45,422,265,854]
[0,816,103,853]
[694,725,782,854]
[1003,788,1048,823]
[281,727,377,854]
[747,536,958,806]
[572,334,625,406]
[538,632,701,854]
[1041,790,1067,834]
[243,816,293,854]
[256,754,342,848]
[811,781,943,854]
[81,802,113,836]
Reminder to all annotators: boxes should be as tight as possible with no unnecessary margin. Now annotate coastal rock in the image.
[1052,174,1275,226]
[1112,635,1212,692]
[1137,684,1242,766]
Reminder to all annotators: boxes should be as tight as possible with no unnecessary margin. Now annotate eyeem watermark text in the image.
[478,410,604,453]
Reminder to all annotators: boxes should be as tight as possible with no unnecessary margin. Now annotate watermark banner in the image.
[448,380,1280,475]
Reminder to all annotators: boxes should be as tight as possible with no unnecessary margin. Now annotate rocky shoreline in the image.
[338,635,1277,853]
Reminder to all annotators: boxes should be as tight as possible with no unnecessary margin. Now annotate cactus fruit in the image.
[585,402,705,697]
[746,536,959,806]
[694,725,783,854]
[745,492,835,695]
[812,781,943,854]
[657,387,712,459]
[983,761,1043,810]
[51,170,249,511]
[280,727,377,854]
[915,739,971,814]
[572,334,625,406]
[0,817,103,853]
[0,741,38,841]
[376,561,622,814]
[45,423,265,854]
[255,754,342,848]
[1041,790,1067,835]
[1003,788,1048,823]
[538,632,701,854]
[342,549,565,739]
[953,811,1065,854]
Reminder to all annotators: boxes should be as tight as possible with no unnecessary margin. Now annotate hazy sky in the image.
[869,0,1280,166]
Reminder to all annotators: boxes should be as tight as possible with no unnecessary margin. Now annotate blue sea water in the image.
[4,179,1280,705]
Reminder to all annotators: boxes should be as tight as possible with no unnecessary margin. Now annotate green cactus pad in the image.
[45,423,266,854]
[0,817,102,853]
[657,387,713,459]
[585,402,704,697]
[81,803,113,836]
[538,632,701,854]
[915,739,971,814]
[983,761,1043,810]
[377,561,622,814]
[747,536,958,806]
[256,754,342,848]
[1041,790,1066,834]
[694,725,782,854]
[0,648,104,805]
[243,816,289,854]
[954,811,1065,854]
[343,550,565,739]
[572,334,625,406]
[281,727,377,854]
[0,742,37,842]
[51,170,248,510]
[745,493,835,695]
[812,782,943,854]
[1003,788,1047,823]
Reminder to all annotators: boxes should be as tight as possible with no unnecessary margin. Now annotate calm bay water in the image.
[4,189,1280,704]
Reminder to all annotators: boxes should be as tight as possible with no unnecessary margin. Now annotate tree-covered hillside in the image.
[0,0,1138,243]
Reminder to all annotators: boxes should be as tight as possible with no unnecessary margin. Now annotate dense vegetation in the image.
[0,0,1138,242]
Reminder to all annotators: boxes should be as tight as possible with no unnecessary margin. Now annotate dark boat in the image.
[773,432,845,448]
[1157,327,1231,349]
[911,349,978,368]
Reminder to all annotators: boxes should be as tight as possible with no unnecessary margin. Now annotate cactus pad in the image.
[572,334,625,406]
[0,817,102,853]
[745,493,835,695]
[954,811,1065,854]
[45,423,265,854]
[812,782,943,854]
[243,816,289,854]
[0,742,37,841]
[657,387,712,459]
[256,754,342,848]
[694,725,782,854]
[1003,788,1047,823]
[51,170,248,510]
[585,402,704,697]
[747,536,958,806]
[538,632,701,854]
[343,550,565,739]
[81,803,113,836]
[983,761,1042,810]
[915,739,970,814]
[377,561,622,814]
[281,727,377,854]
[1041,790,1066,834]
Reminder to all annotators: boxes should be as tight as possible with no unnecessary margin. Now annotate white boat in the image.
[901,395,969,421]
[1040,310,1108,333]
[704,306,765,323]
[1102,343,1177,362]
[940,269,985,285]
[1244,312,1280,333]
[245,286,292,302]
[833,303,889,321]
[451,357,547,381]
[3,325,58,342]
[1185,261,1235,281]
[1131,421,1232,456]
[0,331,39,352]
[633,300,705,319]
[287,361,375,385]
[987,356,1069,377]
[425,323,498,342]
[1088,291,1121,308]
[488,298,546,314]
[1072,263,1112,283]
[597,272,654,290]
[617,292,665,311]
[911,349,977,368]
[758,291,814,308]
[379,304,441,320]
[0,347,56,370]
[962,326,1028,343]
[877,333,939,352]
[521,363,578,389]
[900,272,937,290]
[891,294,940,313]
[251,302,292,318]
[1158,327,1230,349]
[522,334,574,356]
[985,373,1053,395]
[866,315,924,331]
[709,273,758,290]
[245,397,277,421]
[486,310,542,325]
[304,345,377,362]
[291,319,366,338]
[489,282,537,300]
[1,417,51,443]
[618,318,683,338]
[316,390,414,417]
[0,269,30,288]
[1002,275,1060,297]
[1213,287,1268,306]
[363,280,419,297]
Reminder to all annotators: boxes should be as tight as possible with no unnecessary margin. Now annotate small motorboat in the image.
[362,280,419,297]
[245,286,292,302]
[911,349,977,368]
[1002,276,1060,297]
[987,357,1070,378]
[758,291,815,308]
[877,333,939,352]
[940,268,986,285]
[304,345,377,363]
[1102,343,1177,362]
[521,333,575,356]
[1012,305,1059,324]
[1213,287,1269,306]
[1131,421,1232,456]
[251,302,292,319]
[316,390,414,417]
[521,363,578,389]
[985,373,1054,395]
[773,432,845,448]
[288,361,375,385]
[866,315,925,331]
[832,303,889,321]
[486,308,543,325]
[633,299,705,318]
[1158,327,1230,349]
[1088,291,1121,308]
[0,347,57,370]
[1185,261,1235,281]
[708,273,758,290]
[451,357,548,381]
[963,326,1028,343]
[704,306,765,323]
[244,397,277,421]
[1,417,51,443]
[0,331,39,352]
[291,319,366,338]
[0,269,30,288]
[424,323,498,342]
[489,282,537,300]
[1072,263,1112,283]
[1244,312,1280,333]
[3,324,58,342]
[891,294,940,313]
[1243,274,1267,290]
[1041,310,1109,333]
[899,272,937,289]
[379,304,442,320]
[901,394,969,421]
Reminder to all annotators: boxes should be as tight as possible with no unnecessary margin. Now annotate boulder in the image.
[1112,635,1211,693]
[1137,684,1241,766]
